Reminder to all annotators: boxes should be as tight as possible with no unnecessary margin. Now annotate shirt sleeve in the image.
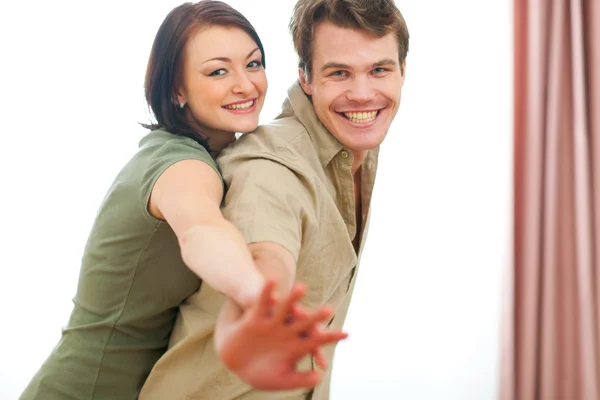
[219,155,317,261]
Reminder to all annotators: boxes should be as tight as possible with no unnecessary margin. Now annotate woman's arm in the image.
[149,159,264,309]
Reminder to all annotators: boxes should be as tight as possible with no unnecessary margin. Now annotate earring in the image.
[179,102,185,109]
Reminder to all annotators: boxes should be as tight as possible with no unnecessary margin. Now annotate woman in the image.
[19,2,344,399]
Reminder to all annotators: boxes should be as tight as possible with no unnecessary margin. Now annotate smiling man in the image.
[140,0,410,399]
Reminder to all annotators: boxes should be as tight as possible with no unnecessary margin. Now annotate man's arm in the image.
[248,242,297,295]
[212,149,345,390]
[214,242,343,391]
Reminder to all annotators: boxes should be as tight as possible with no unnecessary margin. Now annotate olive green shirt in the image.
[20,129,220,400]
[140,82,379,400]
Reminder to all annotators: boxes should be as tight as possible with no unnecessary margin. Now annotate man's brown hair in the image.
[289,0,409,81]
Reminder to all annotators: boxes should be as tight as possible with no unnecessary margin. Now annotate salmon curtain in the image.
[502,0,600,399]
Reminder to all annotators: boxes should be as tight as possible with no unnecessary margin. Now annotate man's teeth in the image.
[224,100,254,110]
[344,111,378,123]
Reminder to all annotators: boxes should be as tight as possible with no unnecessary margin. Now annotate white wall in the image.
[0,1,511,399]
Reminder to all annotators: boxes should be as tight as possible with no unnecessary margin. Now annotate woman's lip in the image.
[222,99,257,114]
[223,97,257,107]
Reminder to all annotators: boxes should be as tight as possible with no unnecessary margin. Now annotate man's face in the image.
[299,21,405,154]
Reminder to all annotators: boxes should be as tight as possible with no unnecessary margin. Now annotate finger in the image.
[274,283,307,323]
[293,305,334,333]
[254,279,277,318]
[276,370,323,390]
[313,349,328,370]
[311,330,349,347]
[290,304,310,320]
[292,330,348,359]
[286,305,310,327]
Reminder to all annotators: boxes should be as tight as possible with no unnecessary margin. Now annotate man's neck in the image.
[351,150,368,175]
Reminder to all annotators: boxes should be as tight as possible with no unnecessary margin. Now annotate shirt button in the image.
[341,151,349,159]
[343,198,349,205]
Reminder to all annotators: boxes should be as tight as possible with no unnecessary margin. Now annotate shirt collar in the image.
[276,81,346,168]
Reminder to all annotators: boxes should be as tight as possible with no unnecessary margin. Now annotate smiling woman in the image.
[142,2,267,151]
[173,26,267,143]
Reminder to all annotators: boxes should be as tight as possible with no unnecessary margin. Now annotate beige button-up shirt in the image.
[140,82,379,400]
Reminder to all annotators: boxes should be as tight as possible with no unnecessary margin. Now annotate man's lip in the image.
[334,108,385,126]
[337,109,382,113]
[336,107,385,114]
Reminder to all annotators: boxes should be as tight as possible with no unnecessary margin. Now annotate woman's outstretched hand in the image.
[214,279,348,391]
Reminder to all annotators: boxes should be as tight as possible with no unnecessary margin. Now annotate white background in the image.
[0,1,512,399]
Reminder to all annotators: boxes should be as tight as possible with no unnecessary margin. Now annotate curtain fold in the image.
[503,0,600,399]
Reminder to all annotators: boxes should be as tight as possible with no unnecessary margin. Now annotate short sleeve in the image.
[219,156,317,261]
[139,133,222,222]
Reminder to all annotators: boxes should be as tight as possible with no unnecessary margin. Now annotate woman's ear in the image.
[176,89,188,107]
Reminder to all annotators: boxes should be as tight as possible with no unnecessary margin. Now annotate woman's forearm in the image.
[178,220,264,308]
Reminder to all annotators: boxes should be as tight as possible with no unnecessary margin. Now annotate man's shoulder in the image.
[238,116,308,151]
[219,117,312,164]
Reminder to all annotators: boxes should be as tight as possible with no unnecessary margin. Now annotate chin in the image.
[220,123,252,134]
[234,125,258,134]
[352,142,381,152]
[346,135,386,151]
[232,119,260,134]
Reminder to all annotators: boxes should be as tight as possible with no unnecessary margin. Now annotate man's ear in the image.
[298,68,312,96]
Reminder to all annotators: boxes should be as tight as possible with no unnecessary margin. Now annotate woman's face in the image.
[177,25,267,135]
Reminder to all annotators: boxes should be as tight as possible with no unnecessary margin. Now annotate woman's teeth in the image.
[344,110,378,123]
[224,100,254,110]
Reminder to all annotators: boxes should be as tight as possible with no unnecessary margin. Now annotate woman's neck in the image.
[206,131,236,157]
[184,109,237,157]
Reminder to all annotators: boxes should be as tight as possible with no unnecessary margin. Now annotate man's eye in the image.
[373,67,387,74]
[209,69,226,76]
[331,70,346,77]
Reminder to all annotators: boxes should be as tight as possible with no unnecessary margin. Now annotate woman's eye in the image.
[247,60,262,68]
[209,69,226,76]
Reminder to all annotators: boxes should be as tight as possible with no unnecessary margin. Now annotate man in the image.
[141,0,409,398]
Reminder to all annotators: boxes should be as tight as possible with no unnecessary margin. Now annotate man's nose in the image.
[345,75,374,103]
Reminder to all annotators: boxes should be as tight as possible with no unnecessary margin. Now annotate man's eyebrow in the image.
[320,58,398,72]
[320,62,351,72]
[373,58,398,67]
[201,47,261,65]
